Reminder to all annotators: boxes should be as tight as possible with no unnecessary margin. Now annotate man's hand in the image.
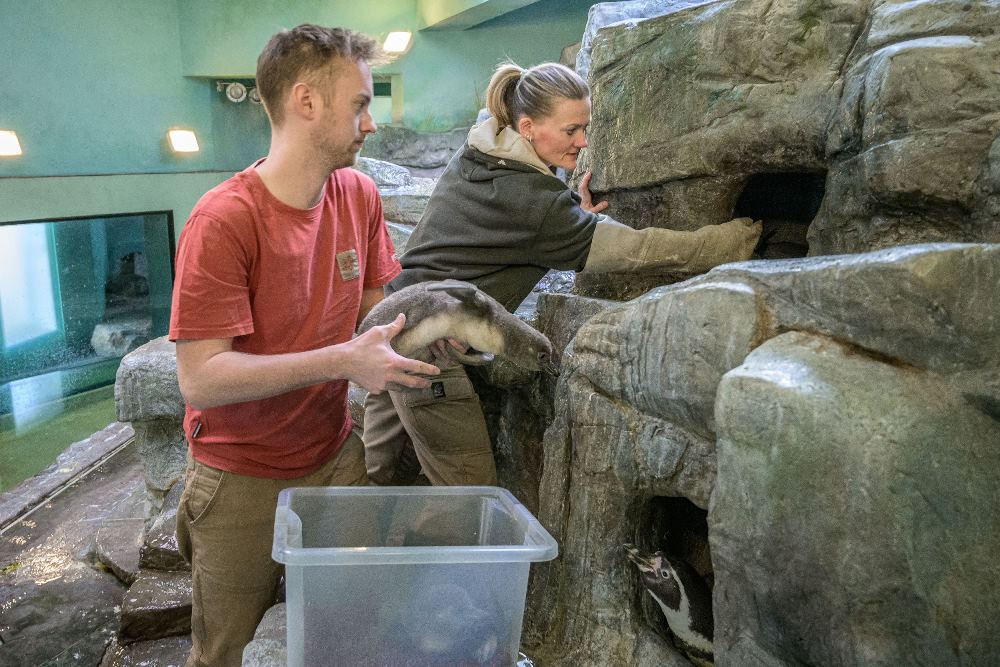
[343,314,441,394]
[578,171,609,214]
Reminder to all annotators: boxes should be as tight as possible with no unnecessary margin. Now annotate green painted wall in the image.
[178,0,595,131]
[0,0,269,179]
[1,0,593,228]
[0,172,232,242]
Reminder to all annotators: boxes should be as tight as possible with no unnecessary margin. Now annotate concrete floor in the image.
[0,437,142,666]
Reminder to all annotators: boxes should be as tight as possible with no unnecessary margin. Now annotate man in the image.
[168,25,440,667]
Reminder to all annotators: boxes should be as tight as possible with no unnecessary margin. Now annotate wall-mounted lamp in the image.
[167,129,200,153]
[383,31,412,54]
[0,130,23,157]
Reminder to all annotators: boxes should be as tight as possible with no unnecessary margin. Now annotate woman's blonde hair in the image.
[485,61,589,129]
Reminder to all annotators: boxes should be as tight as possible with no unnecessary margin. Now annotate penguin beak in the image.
[623,544,655,572]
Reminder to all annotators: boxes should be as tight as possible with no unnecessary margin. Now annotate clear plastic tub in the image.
[272,486,558,667]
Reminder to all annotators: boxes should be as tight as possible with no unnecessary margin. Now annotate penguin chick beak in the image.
[623,543,655,572]
[537,350,560,376]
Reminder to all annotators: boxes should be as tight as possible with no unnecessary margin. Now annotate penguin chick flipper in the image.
[446,347,495,366]
[426,281,477,302]
[428,281,496,316]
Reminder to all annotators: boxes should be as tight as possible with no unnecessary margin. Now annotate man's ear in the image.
[288,81,318,120]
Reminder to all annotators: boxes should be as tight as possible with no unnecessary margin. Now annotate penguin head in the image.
[624,543,682,611]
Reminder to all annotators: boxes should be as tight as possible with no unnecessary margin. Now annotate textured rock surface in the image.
[131,419,186,513]
[571,0,999,302]
[0,421,132,528]
[241,603,286,667]
[139,482,188,573]
[575,0,683,81]
[118,569,192,644]
[712,330,1000,666]
[101,635,192,667]
[92,317,153,357]
[115,337,183,422]
[354,156,413,188]
[380,176,436,226]
[527,243,1000,666]
[115,337,186,519]
[386,220,414,255]
[360,125,467,168]
[95,486,147,586]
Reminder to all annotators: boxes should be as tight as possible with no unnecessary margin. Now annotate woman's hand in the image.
[578,171,609,214]
[428,337,468,362]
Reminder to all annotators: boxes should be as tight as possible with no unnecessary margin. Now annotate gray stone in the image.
[380,177,436,225]
[813,2,1000,254]
[535,291,617,361]
[354,156,413,188]
[575,0,688,81]
[92,317,153,357]
[386,221,414,255]
[711,330,1000,665]
[115,337,184,422]
[0,422,132,528]
[139,481,189,573]
[0,443,140,667]
[101,634,191,667]
[95,486,147,586]
[527,242,1000,666]
[706,243,1000,373]
[360,125,468,168]
[585,0,860,193]
[575,0,1000,274]
[347,383,368,432]
[559,42,581,69]
[132,419,186,510]
[118,570,192,644]
[241,603,286,667]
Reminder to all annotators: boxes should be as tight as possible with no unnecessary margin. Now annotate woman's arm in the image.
[582,216,762,274]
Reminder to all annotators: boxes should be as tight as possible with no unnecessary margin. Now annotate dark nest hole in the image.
[734,171,827,259]
[628,497,714,655]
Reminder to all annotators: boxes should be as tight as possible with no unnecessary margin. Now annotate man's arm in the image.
[357,286,384,327]
[176,313,438,410]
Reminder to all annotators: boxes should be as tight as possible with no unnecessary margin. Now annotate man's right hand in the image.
[342,314,441,394]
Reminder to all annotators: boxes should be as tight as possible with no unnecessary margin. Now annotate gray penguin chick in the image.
[358,279,558,374]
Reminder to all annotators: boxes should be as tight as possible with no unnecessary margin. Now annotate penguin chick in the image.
[359,279,558,374]
[402,581,499,664]
[624,543,714,667]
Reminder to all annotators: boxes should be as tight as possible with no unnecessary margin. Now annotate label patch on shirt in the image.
[336,249,360,281]
[432,381,446,399]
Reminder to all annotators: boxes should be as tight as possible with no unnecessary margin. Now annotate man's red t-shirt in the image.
[168,161,401,478]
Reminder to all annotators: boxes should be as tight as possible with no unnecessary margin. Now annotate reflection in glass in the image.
[0,211,174,492]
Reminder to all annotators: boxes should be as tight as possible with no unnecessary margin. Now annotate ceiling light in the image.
[383,31,412,54]
[0,130,22,157]
[167,129,200,153]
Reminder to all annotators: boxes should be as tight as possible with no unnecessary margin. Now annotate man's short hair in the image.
[255,24,384,125]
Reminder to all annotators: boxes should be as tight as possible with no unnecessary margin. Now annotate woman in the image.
[363,61,761,487]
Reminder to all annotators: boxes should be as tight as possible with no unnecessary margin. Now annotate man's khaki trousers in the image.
[176,431,368,667]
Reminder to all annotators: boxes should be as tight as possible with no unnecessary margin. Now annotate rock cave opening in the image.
[733,171,827,259]
[629,496,714,653]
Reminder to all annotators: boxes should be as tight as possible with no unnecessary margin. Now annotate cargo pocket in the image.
[397,372,490,456]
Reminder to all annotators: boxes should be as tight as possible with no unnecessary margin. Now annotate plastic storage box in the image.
[272,486,558,667]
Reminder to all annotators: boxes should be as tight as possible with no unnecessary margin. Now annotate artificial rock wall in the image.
[517,1,1000,666]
